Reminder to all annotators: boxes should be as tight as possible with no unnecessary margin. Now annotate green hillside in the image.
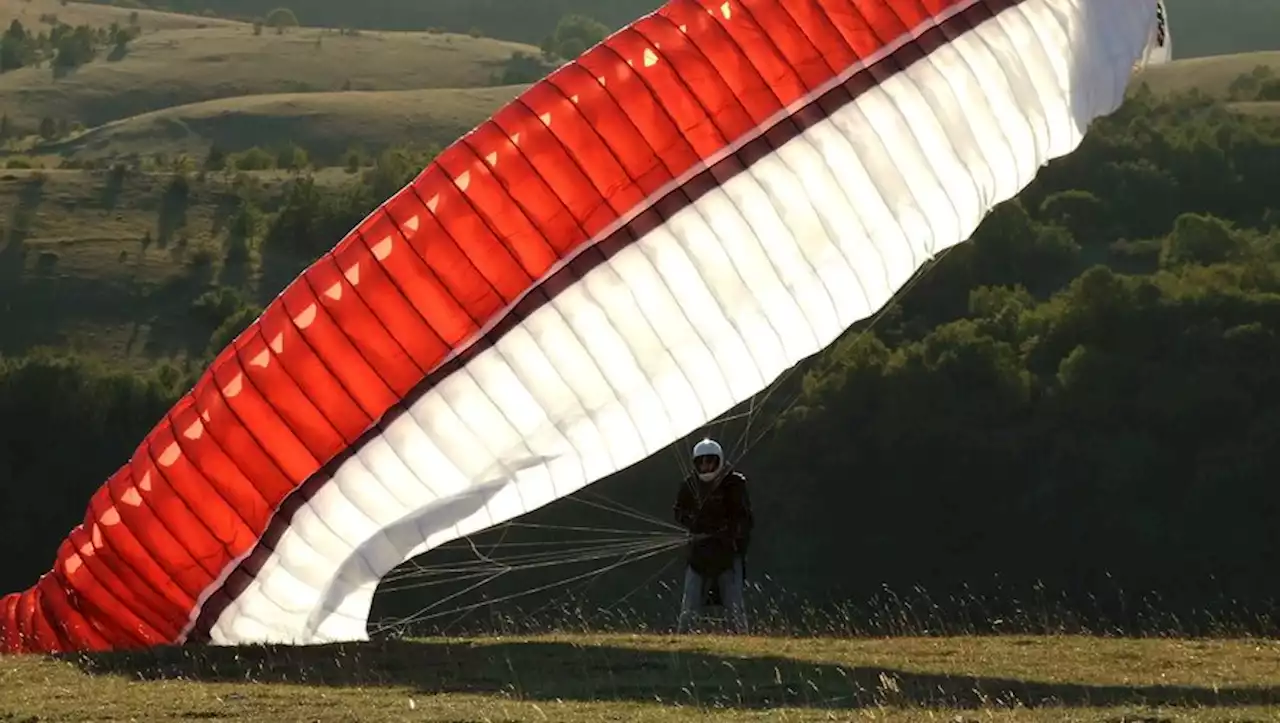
[1135,51,1280,97]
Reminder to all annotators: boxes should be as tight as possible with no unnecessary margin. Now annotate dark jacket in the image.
[673,469,753,576]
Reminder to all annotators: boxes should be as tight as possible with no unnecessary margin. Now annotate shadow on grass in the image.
[0,176,47,275]
[137,258,219,359]
[56,638,1280,711]
[0,268,211,359]
[100,164,128,210]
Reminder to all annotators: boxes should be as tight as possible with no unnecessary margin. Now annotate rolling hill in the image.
[0,23,538,129]
[18,36,1275,175]
[0,0,243,32]
[1133,50,1280,97]
[61,0,1280,58]
[45,85,527,163]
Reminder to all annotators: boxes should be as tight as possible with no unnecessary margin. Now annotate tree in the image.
[540,13,608,60]
[275,143,309,171]
[51,24,97,70]
[204,143,227,172]
[1,19,32,72]
[1159,212,1241,267]
[1039,189,1107,247]
[497,50,554,85]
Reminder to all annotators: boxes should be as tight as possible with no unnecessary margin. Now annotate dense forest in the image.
[91,0,1280,59]
[3,73,1280,634]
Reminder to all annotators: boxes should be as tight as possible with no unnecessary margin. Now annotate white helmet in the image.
[691,437,724,482]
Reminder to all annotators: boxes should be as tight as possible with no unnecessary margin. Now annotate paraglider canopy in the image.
[1,0,1172,654]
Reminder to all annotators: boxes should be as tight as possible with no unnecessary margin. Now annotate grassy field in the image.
[2,633,1279,721]
[1,13,1278,723]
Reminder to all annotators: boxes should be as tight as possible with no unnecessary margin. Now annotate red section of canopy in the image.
[2,0,968,654]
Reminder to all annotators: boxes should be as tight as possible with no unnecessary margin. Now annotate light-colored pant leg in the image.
[717,556,748,634]
[676,565,704,633]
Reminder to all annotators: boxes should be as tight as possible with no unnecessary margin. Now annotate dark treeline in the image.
[737,83,1280,632]
[1,15,141,74]
[3,78,1280,635]
[92,0,1280,58]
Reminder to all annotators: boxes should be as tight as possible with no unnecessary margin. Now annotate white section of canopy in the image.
[195,0,1160,646]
